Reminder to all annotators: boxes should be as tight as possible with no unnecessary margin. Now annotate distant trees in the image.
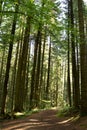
[0,0,62,114]
[65,0,87,116]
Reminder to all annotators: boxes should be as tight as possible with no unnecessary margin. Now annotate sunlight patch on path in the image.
[58,117,73,124]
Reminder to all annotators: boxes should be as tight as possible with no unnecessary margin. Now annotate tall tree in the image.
[10,37,20,112]
[34,26,42,107]
[0,4,19,114]
[70,0,79,108]
[78,0,87,116]
[14,16,31,112]
[67,0,71,107]
[39,29,46,101]
[29,27,41,109]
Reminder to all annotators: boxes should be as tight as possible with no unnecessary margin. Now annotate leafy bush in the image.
[57,106,79,117]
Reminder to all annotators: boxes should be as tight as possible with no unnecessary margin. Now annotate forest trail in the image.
[0,108,87,130]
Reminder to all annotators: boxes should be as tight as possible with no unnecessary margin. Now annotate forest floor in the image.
[0,108,87,130]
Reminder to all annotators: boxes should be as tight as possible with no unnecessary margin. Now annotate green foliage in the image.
[39,100,51,109]
[0,0,71,114]
[13,108,42,119]
[57,106,79,117]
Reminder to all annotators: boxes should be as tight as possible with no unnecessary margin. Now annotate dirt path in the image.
[0,109,87,130]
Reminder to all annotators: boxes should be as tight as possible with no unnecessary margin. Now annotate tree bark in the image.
[14,16,30,112]
[67,0,71,107]
[67,28,71,107]
[0,4,19,114]
[39,29,46,102]
[29,27,41,109]
[34,28,42,107]
[70,0,79,108]
[11,39,20,113]
[78,0,87,116]
[46,37,51,100]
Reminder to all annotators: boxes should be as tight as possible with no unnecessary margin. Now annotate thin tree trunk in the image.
[63,61,67,102]
[46,37,51,100]
[24,42,30,110]
[11,39,20,113]
[0,47,5,109]
[67,1,71,107]
[29,27,41,109]
[39,30,46,102]
[43,65,47,99]
[67,30,71,106]
[55,64,59,107]
[34,28,42,107]
[76,20,80,107]
[0,47,5,86]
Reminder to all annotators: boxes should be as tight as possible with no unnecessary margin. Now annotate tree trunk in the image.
[67,0,71,107]
[39,29,46,102]
[46,37,51,100]
[24,43,30,110]
[78,0,87,116]
[55,64,59,107]
[67,29,71,107]
[76,21,80,107]
[0,4,19,114]
[63,61,67,102]
[70,0,79,108]
[0,47,5,110]
[29,28,40,109]
[34,28,42,107]
[14,16,30,112]
[11,39,20,113]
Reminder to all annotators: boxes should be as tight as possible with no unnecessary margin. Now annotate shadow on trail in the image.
[0,109,76,130]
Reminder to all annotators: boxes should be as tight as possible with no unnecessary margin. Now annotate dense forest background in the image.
[0,0,87,117]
